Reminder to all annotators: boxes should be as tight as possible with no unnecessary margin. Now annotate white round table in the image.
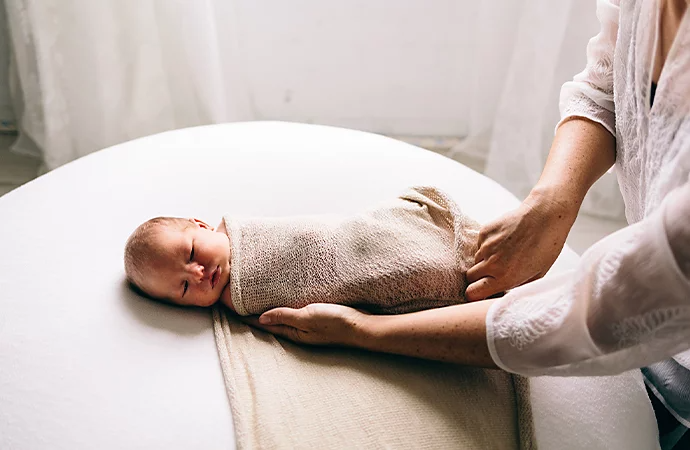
[0,122,658,449]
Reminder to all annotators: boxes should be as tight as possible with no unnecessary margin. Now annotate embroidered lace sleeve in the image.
[557,0,619,137]
[486,178,690,376]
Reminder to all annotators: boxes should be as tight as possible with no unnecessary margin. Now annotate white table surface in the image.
[0,122,657,449]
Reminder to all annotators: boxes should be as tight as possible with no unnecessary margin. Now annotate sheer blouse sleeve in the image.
[486,177,690,376]
[557,0,620,137]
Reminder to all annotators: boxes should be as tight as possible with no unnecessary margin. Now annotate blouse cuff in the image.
[556,90,616,138]
[486,297,513,373]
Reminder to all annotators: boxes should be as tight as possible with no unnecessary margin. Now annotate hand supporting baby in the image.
[241,299,497,368]
[240,303,369,347]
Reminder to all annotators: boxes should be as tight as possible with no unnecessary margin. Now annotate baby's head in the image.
[124,217,231,307]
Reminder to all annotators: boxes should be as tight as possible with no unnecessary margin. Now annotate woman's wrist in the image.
[525,184,582,226]
[348,303,498,368]
[350,312,383,349]
[528,117,616,220]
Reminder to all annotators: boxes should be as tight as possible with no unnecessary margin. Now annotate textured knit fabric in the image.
[487,0,690,377]
[222,186,480,316]
[212,186,536,448]
[212,306,535,450]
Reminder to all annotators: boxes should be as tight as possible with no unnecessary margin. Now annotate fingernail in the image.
[259,315,272,325]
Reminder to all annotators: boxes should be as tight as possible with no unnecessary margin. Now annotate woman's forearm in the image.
[529,118,616,214]
[354,300,498,368]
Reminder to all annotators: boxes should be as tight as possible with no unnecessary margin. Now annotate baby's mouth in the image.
[211,266,221,289]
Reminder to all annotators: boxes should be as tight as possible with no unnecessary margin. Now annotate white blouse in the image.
[486,0,690,377]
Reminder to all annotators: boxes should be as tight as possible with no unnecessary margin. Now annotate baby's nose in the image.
[189,263,205,282]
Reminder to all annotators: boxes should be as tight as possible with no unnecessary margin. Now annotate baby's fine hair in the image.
[124,217,194,293]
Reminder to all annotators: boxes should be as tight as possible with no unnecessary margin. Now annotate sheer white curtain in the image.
[6,0,253,170]
[5,0,623,218]
[451,0,625,219]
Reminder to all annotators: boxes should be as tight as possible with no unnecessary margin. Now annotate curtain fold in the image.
[472,0,625,219]
[6,0,253,170]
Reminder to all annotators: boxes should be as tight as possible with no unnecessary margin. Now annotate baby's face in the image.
[142,219,231,307]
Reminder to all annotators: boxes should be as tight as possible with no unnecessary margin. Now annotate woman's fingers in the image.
[474,234,502,264]
[476,219,501,247]
[259,307,304,327]
[466,259,491,284]
[239,313,307,343]
[474,246,489,265]
[240,304,367,347]
[466,255,515,301]
[466,277,503,301]
[467,253,506,300]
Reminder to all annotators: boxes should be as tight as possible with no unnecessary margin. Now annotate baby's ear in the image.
[189,218,214,231]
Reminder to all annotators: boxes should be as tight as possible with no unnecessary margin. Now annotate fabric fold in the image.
[212,306,535,450]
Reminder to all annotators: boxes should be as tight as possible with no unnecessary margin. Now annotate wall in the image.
[235,0,476,137]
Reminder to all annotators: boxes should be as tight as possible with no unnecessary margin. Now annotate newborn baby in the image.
[124,186,480,315]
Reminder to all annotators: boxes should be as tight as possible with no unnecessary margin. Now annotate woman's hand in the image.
[465,191,578,301]
[239,303,370,347]
[241,301,498,367]
[464,119,616,301]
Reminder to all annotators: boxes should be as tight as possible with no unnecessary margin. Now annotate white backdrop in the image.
[4,0,624,218]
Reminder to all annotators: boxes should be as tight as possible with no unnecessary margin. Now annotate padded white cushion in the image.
[0,122,658,449]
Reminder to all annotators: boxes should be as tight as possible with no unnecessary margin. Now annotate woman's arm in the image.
[466,119,616,300]
[465,0,621,300]
[248,178,690,376]
[359,300,497,367]
[245,300,498,367]
[530,117,616,213]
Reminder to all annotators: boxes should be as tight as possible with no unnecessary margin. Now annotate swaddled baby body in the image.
[124,187,480,315]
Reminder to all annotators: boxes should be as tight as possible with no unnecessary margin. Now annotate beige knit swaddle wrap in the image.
[223,186,480,316]
[213,187,535,449]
